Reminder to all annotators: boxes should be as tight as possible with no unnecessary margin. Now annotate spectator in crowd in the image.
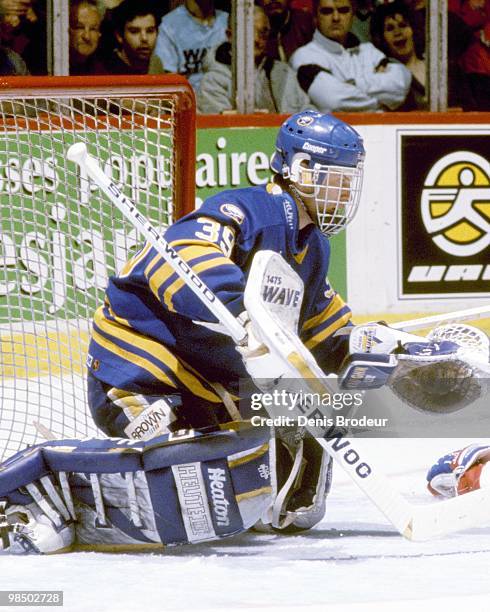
[370,1,428,110]
[0,42,28,74]
[351,0,375,43]
[402,0,425,54]
[449,0,490,110]
[96,0,167,59]
[150,0,228,92]
[256,0,314,61]
[98,0,160,74]
[198,4,311,114]
[69,0,104,75]
[0,0,46,74]
[402,0,480,108]
[290,0,411,112]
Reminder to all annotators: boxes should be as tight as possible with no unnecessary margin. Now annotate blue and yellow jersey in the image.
[87,183,352,402]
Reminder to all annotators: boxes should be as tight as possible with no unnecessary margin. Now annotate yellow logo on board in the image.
[421,152,490,257]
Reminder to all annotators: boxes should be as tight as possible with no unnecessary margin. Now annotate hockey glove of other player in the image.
[427,444,490,498]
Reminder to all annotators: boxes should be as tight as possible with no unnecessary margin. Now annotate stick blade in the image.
[67,142,88,164]
[409,486,490,541]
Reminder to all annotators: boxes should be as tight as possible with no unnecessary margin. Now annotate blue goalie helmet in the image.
[271,110,365,237]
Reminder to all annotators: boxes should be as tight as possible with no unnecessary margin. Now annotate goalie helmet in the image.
[270,110,365,237]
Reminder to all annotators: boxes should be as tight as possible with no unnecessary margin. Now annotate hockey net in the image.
[0,75,196,461]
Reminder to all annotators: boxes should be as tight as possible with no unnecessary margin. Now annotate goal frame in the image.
[0,74,196,219]
[0,74,196,460]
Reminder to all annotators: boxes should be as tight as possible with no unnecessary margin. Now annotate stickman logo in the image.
[421,152,490,257]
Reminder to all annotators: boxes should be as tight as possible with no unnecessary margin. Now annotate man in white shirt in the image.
[290,0,411,111]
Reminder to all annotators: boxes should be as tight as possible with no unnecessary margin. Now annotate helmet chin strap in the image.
[287,182,316,230]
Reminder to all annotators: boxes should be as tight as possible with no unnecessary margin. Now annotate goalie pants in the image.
[87,372,235,441]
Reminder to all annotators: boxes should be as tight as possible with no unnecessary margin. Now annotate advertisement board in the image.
[399,131,490,299]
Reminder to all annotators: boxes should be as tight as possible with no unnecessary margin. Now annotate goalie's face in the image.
[290,158,363,236]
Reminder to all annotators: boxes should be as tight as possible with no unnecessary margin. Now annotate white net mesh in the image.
[0,79,194,461]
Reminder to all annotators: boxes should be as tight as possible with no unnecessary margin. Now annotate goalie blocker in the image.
[0,423,270,554]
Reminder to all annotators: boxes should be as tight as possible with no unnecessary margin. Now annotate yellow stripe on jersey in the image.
[93,312,221,402]
[293,245,309,265]
[163,255,231,312]
[168,238,223,249]
[92,328,175,389]
[304,311,352,350]
[119,242,152,278]
[142,239,221,279]
[302,293,346,332]
[147,243,223,300]
[107,387,149,419]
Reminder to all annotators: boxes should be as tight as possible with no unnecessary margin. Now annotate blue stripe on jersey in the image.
[91,321,221,401]
[93,319,177,372]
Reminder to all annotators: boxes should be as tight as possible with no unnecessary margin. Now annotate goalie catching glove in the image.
[427,444,490,498]
[389,324,490,414]
[336,322,489,413]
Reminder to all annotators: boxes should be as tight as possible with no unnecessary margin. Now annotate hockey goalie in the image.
[1,110,489,554]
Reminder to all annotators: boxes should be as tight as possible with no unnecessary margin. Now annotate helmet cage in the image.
[288,154,364,237]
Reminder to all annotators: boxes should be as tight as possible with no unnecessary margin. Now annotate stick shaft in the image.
[392,304,490,332]
[68,144,246,344]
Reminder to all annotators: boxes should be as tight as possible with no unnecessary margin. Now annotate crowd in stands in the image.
[0,0,488,111]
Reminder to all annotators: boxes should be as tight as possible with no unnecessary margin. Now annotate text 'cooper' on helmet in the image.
[270,110,365,176]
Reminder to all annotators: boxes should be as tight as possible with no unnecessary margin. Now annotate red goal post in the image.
[0,75,196,460]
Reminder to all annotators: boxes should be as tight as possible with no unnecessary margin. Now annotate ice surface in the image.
[2,437,490,612]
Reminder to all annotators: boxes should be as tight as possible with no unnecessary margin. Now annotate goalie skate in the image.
[0,501,74,555]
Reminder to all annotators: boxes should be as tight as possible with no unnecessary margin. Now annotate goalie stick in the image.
[392,305,490,333]
[67,143,246,346]
[67,142,490,542]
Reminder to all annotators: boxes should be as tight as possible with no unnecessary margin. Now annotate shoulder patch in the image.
[220,203,245,225]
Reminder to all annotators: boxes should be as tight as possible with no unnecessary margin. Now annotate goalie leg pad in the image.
[0,423,271,552]
[256,426,333,533]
